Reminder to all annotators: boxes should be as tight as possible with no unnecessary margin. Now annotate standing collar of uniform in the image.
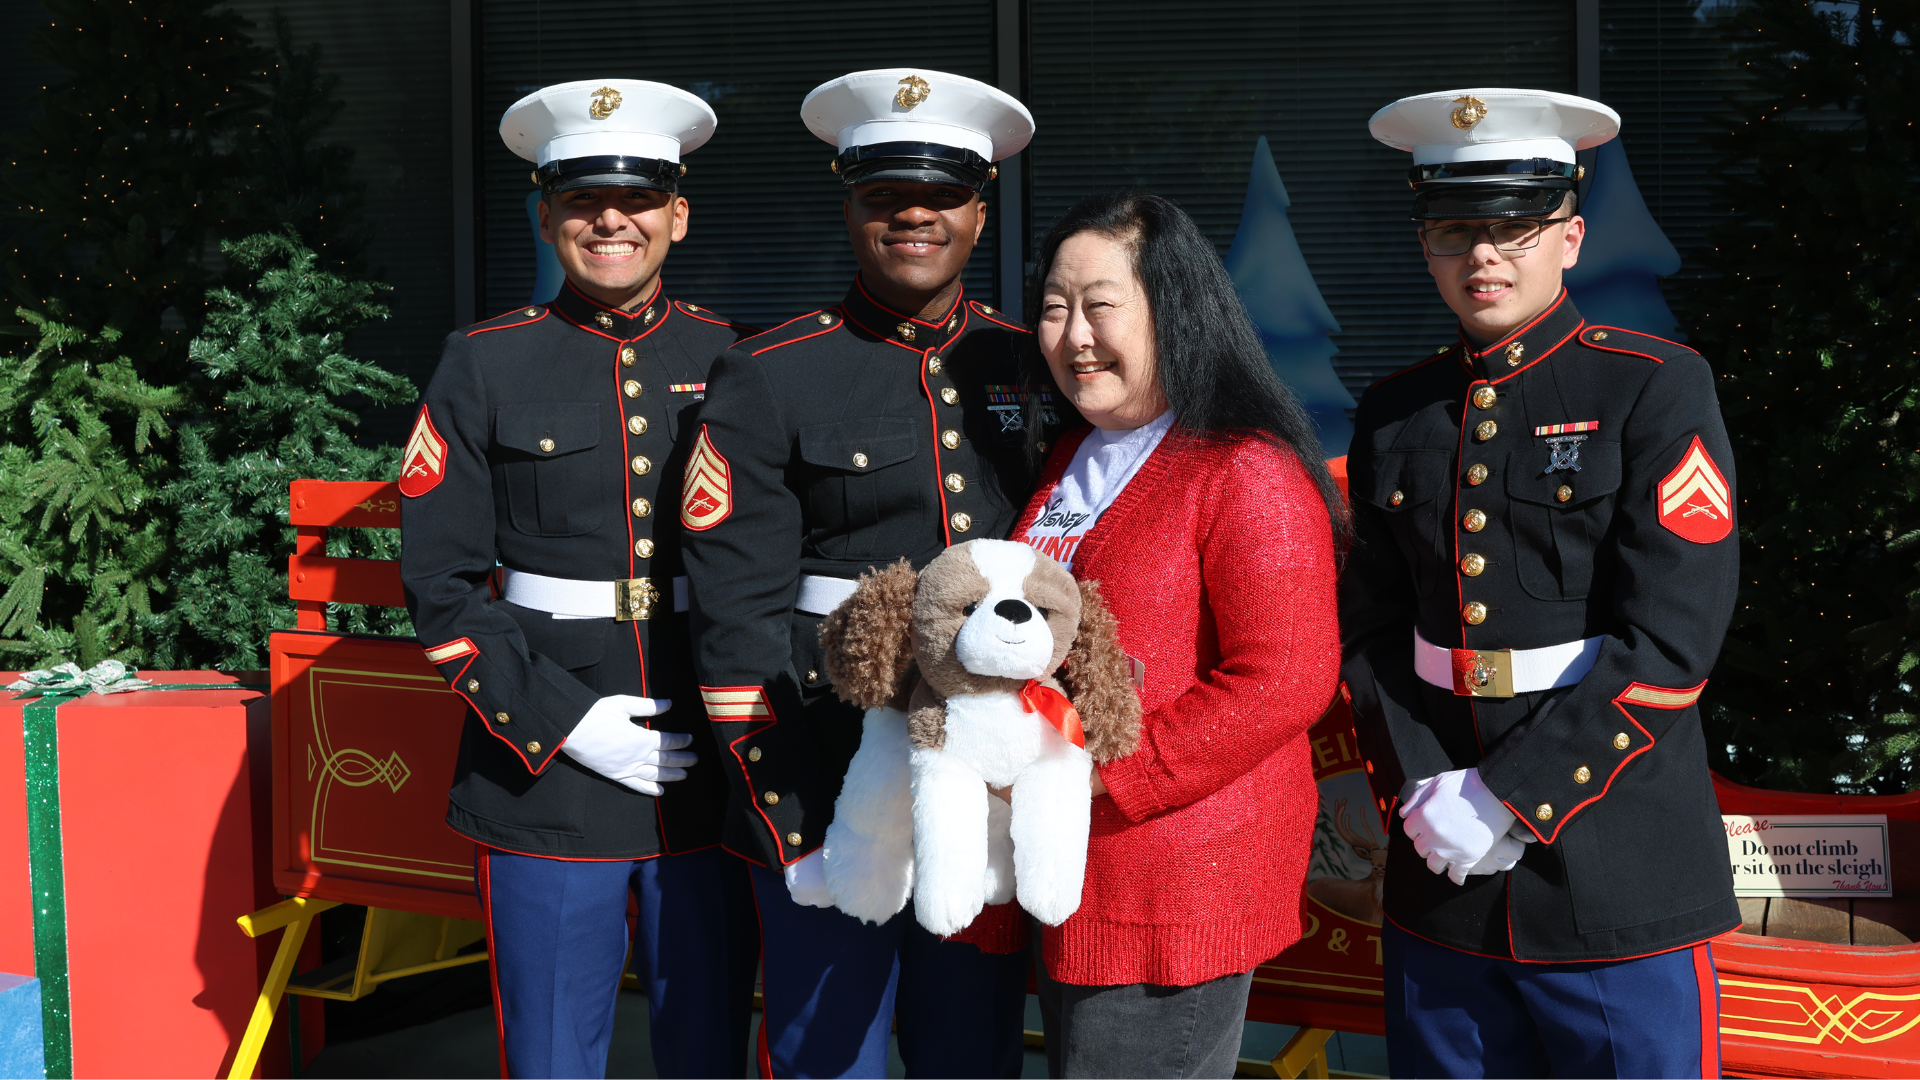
[836,274,967,353]
[1456,288,1586,384]
[552,277,670,341]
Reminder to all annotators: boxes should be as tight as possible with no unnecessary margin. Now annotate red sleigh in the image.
[229,481,485,1078]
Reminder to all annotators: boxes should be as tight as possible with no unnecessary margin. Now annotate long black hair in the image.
[1022,190,1352,555]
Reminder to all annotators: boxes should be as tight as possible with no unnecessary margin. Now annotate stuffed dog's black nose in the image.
[994,599,1033,624]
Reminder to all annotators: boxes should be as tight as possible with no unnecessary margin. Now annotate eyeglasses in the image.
[1419,217,1573,258]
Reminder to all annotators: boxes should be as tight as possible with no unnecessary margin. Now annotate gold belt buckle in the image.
[615,577,660,622]
[1455,648,1515,698]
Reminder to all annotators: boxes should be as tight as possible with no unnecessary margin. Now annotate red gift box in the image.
[1,671,319,1078]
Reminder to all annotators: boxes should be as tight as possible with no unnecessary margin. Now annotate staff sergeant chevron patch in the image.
[1657,435,1732,544]
[681,425,732,531]
[398,406,449,497]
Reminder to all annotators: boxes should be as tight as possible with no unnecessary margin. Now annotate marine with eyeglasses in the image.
[1339,89,1742,1078]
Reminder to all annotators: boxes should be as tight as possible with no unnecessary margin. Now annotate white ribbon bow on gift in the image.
[6,660,154,697]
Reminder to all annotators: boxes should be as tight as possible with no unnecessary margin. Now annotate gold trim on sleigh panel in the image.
[1719,978,1920,1045]
[305,668,474,876]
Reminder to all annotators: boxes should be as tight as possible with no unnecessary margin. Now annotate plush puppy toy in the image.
[819,539,1140,935]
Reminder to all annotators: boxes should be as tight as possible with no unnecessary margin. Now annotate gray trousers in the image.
[1037,965,1254,1078]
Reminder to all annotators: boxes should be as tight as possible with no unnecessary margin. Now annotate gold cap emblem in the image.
[1450,95,1489,130]
[589,86,623,120]
[895,74,931,110]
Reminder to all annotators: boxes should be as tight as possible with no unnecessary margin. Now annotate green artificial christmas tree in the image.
[1693,0,1920,793]
[0,1,389,669]
[151,232,414,670]
[0,312,181,666]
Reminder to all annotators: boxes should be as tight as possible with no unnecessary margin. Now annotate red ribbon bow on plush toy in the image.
[1020,679,1085,749]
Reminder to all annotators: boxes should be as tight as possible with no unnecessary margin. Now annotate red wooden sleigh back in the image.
[269,480,479,919]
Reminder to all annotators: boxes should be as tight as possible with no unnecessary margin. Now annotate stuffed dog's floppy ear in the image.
[820,559,921,711]
[1058,579,1143,764]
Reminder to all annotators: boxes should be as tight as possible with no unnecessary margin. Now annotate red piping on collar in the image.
[565,275,661,318]
[839,306,941,354]
[1472,289,1569,360]
[854,274,965,329]
[1487,321,1586,385]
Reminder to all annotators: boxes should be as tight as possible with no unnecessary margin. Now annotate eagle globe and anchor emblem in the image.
[589,85,624,120]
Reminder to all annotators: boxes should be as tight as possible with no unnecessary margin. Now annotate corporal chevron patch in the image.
[1657,435,1732,544]
[700,686,772,720]
[681,425,732,531]
[398,406,449,497]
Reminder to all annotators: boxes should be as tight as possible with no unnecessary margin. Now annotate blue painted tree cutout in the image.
[1225,136,1355,457]
[1563,139,1683,339]
[527,190,565,305]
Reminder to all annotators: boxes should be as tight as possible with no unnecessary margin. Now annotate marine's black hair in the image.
[1021,190,1352,557]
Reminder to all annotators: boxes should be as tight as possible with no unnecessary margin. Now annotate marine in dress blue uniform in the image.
[399,80,759,1078]
[1340,89,1741,1078]
[681,70,1058,1079]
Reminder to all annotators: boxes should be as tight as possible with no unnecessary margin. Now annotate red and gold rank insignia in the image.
[398,406,449,497]
[681,425,732,531]
[1657,435,1732,544]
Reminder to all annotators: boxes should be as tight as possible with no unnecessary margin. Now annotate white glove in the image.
[561,695,694,796]
[784,848,833,908]
[1509,818,1540,844]
[1399,768,1519,886]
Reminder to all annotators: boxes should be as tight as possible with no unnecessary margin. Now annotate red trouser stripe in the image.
[1694,942,1721,1079]
[478,845,510,1080]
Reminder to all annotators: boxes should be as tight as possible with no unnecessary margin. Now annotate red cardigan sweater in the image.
[1011,426,1340,987]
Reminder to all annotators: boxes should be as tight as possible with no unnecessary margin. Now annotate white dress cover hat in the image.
[501,78,717,194]
[1369,88,1620,219]
[802,69,1034,190]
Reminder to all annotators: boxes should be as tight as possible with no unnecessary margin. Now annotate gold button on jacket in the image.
[1463,509,1487,532]
[1474,420,1498,442]
[763,791,780,805]
[1473,386,1498,409]
[1462,601,1488,624]
[1466,463,1488,486]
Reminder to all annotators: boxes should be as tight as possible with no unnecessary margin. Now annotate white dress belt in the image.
[795,574,860,617]
[1414,629,1602,698]
[500,567,689,619]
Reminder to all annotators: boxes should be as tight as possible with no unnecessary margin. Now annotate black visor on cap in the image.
[1412,182,1573,221]
[833,142,994,190]
[1409,157,1578,185]
[536,155,681,195]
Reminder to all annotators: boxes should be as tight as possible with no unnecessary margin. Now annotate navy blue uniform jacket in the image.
[1340,291,1743,962]
[399,280,755,859]
[681,279,1064,868]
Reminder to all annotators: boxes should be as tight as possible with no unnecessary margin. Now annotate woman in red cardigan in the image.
[1009,192,1347,1078]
